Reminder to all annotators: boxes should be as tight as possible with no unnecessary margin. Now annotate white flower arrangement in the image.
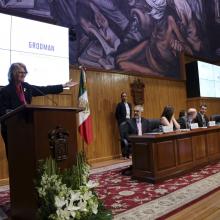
[36,153,112,220]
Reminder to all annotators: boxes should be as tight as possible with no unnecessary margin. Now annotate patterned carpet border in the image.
[0,186,9,193]
[113,172,220,220]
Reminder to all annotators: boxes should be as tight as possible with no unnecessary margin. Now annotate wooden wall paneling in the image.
[0,135,8,186]
[156,141,176,170]
[207,132,220,159]
[0,67,188,183]
[191,135,207,162]
[177,138,193,165]
[70,69,187,163]
[132,143,151,171]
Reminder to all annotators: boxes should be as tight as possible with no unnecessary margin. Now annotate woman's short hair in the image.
[8,63,28,83]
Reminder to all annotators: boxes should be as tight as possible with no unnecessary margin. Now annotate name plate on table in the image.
[208,121,216,127]
[162,126,173,133]
[190,123,199,129]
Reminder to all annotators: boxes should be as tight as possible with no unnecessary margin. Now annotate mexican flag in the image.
[78,68,93,145]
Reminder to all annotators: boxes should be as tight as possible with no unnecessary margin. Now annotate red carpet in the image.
[90,162,220,219]
[1,162,220,219]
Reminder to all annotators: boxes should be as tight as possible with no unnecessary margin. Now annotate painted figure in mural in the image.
[77,0,144,70]
[48,0,78,27]
[168,0,205,54]
[116,0,193,78]
[90,0,144,42]
[0,0,50,17]
[0,0,5,7]
[0,0,213,78]
[78,2,121,70]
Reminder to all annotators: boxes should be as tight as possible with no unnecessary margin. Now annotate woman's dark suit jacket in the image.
[0,82,63,116]
[0,82,63,156]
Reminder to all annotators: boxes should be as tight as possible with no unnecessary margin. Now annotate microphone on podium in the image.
[28,85,59,106]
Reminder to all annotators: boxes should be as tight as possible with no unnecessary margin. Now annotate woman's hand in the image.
[62,79,79,88]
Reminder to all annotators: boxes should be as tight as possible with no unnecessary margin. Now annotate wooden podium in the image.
[0,105,82,220]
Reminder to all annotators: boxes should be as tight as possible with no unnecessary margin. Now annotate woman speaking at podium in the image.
[0,62,78,157]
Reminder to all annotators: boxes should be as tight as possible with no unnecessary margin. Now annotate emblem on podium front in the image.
[48,126,69,161]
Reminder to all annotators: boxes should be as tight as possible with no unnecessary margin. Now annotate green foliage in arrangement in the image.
[36,152,112,220]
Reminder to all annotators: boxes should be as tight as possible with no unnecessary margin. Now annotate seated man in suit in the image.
[126,105,150,137]
[178,108,197,129]
[120,105,151,158]
[194,104,209,127]
[120,105,150,174]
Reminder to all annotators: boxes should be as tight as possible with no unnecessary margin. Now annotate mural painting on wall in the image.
[0,0,219,79]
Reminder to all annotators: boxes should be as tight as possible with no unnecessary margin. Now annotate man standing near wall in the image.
[115,92,132,158]
[115,92,132,126]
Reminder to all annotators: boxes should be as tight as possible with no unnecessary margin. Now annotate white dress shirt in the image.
[136,118,142,136]
[124,102,130,119]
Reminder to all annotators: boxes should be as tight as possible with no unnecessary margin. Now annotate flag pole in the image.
[78,65,93,151]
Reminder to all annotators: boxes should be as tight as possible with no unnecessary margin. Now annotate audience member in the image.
[160,105,180,130]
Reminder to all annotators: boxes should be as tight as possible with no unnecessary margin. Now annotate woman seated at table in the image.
[160,105,180,130]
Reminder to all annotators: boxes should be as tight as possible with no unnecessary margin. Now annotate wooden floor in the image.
[92,158,220,220]
[167,189,220,220]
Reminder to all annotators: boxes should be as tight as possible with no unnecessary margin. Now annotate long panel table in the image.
[129,126,220,183]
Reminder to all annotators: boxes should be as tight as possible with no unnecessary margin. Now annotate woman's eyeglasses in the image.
[17,71,27,75]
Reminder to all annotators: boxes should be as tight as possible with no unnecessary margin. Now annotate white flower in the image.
[82,191,93,201]
[70,191,81,202]
[55,196,66,208]
[86,180,99,189]
[67,199,80,212]
[78,199,88,212]
[56,208,70,219]
[69,210,76,218]
[91,201,98,214]
[37,156,103,219]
